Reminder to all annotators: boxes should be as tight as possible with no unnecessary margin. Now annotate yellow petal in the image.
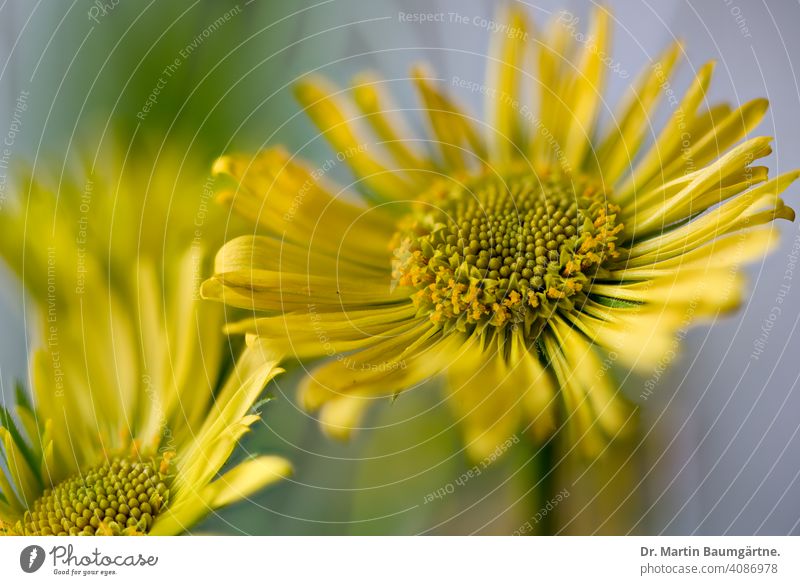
[0,427,40,507]
[177,339,283,491]
[213,148,394,263]
[609,227,779,280]
[0,463,24,515]
[550,318,635,440]
[148,490,210,536]
[412,65,487,170]
[224,304,418,359]
[657,98,769,184]
[617,61,716,203]
[208,267,407,312]
[563,303,681,373]
[352,72,434,172]
[298,321,443,410]
[541,331,606,457]
[564,5,611,169]
[207,456,292,509]
[590,267,744,312]
[294,77,415,201]
[594,41,682,184]
[213,233,388,280]
[632,135,773,234]
[485,6,529,163]
[318,395,373,440]
[509,330,558,442]
[445,333,521,461]
[625,170,799,262]
[531,12,576,166]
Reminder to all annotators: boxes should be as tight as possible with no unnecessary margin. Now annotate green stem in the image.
[536,439,557,536]
[520,437,558,536]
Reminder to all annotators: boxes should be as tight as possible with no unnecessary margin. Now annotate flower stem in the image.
[535,439,557,535]
[519,438,558,535]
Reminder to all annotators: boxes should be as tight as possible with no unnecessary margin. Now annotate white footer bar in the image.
[1,536,798,584]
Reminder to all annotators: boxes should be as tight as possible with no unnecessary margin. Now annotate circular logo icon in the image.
[20,545,45,573]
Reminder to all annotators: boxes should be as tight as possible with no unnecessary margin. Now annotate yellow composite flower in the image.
[0,145,291,535]
[203,7,798,460]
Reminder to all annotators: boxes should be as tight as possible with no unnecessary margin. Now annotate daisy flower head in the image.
[0,144,291,535]
[203,6,797,460]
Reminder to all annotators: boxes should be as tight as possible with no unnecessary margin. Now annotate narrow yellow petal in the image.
[298,321,443,410]
[295,77,415,201]
[13,407,40,456]
[659,98,769,181]
[550,318,634,440]
[208,456,292,509]
[412,65,487,169]
[631,136,773,234]
[223,304,418,359]
[0,463,24,514]
[213,233,388,281]
[352,73,434,171]
[445,333,521,461]
[318,395,372,440]
[564,5,611,169]
[609,227,779,280]
[0,427,40,507]
[177,339,283,491]
[562,303,680,373]
[213,148,395,262]
[531,13,576,166]
[617,61,716,202]
[625,170,799,261]
[510,330,558,442]
[594,41,682,183]
[148,491,210,536]
[541,332,606,457]
[210,268,406,311]
[486,6,529,163]
[590,267,744,314]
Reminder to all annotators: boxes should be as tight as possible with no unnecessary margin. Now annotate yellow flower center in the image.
[20,454,172,536]
[392,169,624,337]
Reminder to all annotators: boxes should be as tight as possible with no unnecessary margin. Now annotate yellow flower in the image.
[203,7,797,460]
[0,143,291,535]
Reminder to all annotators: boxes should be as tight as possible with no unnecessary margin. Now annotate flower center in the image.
[392,169,623,338]
[21,453,172,536]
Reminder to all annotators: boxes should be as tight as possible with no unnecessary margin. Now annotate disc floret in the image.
[17,453,173,536]
[392,169,624,338]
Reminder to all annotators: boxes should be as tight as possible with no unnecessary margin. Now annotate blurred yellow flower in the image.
[0,143,291,535]
[203,7,797,460]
